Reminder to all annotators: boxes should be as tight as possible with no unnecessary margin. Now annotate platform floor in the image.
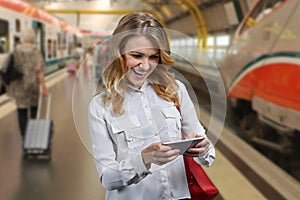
[0,68,267,200]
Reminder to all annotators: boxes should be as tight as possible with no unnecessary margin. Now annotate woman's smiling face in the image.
[123,35,160,89]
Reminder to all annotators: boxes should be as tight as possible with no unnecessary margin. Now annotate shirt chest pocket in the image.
[161,107,182,139]
[111,116,149,150]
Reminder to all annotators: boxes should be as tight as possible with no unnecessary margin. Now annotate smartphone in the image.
[163,137,204,155]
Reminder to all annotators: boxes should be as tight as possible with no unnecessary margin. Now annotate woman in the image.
[88,12,215,200]
[10,29,47,140]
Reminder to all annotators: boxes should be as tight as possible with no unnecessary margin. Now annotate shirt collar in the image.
[126,79,152,93]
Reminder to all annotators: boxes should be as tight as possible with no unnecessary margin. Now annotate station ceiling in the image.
[28,0,254,47]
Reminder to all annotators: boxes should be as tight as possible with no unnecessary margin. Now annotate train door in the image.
[32,21,45,59]
[0,19,9,94]
[0,19,9,54]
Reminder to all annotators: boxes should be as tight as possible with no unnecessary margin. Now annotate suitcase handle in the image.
[37,93,52,119]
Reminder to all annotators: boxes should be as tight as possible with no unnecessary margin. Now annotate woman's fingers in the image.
[187,137,212,157]
[152,149,180,165]
[142,142,180,166]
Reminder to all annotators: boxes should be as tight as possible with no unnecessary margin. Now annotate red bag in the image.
[175,103,219,199]
[184,156,219,200]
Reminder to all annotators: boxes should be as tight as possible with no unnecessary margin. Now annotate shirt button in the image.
[126,136,133,142]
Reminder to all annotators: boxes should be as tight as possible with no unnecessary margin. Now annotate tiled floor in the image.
[0,72,105,200]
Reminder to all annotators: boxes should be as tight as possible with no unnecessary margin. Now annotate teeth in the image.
[133,68,147,75]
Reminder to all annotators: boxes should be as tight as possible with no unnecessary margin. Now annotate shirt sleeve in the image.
[88,95,150,191]
[194,143,216,167]
[176,80,205,135]
[176,80,215,167]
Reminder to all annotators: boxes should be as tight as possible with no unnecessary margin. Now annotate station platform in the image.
[0,68,297,200]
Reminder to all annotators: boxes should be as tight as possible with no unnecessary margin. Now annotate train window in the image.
[47,39,52,59]
[193,37,197,46]
[57,33,61,50]
[68,35,73,56]
[14,36,20,48]
[187,38,193,46]
[207,36,214,46]
[63,34,66,50]
[0,19,9,53]
[53,40,57,58]
[240,0,285,34]
[68,40,72,55]
[16,19,21,32]
[216,35,230,46]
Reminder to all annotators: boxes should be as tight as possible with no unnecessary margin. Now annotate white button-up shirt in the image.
[88,80,215,200]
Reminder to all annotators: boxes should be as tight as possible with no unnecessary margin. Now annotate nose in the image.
[139,59,150,71]
[138,63,150,71]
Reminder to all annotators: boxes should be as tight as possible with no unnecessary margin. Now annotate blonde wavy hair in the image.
[103,12,179,115]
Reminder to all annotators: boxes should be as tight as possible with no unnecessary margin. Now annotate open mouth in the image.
[126,65,155,88]
[132,67,148,76]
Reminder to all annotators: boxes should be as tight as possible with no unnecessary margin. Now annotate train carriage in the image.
[221,0,300,172]
[0,0,82,76]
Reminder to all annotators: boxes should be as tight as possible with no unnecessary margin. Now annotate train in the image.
[0,0,82,76]
[220,0,300,174]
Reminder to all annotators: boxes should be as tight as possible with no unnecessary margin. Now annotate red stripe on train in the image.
[228,63,300,112]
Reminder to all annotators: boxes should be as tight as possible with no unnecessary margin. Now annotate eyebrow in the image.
[129,51,159,56]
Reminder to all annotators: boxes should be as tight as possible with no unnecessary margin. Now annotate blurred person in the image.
[71,42,84,71]
[85,47,95,67]
[88,12,215,200]
[74,42,84,62]
[82,46,95,73]
[9,28,48,140]
[94,41,109,84]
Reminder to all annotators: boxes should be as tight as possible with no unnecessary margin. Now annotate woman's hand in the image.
[185,134,212,157]
[41,84,48,97]
[141,142,180,170]
[38,71,48,97]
